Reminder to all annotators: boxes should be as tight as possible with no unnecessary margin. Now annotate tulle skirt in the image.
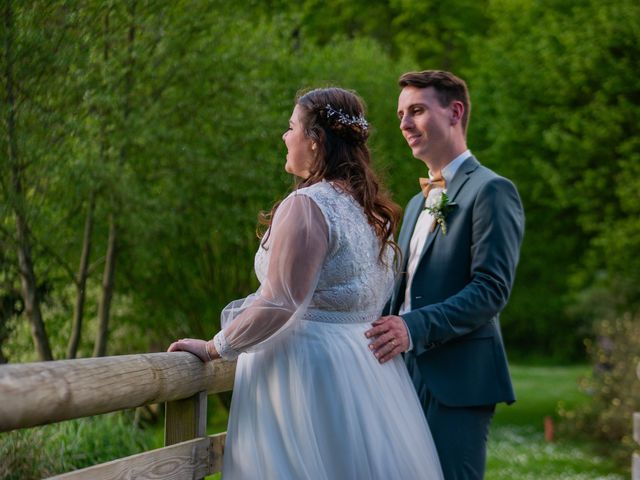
[221,318,444,479]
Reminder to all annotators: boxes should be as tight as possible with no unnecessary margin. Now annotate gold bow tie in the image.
[419,176,446,198]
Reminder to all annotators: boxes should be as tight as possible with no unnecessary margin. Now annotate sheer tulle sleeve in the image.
[213,193,329,360]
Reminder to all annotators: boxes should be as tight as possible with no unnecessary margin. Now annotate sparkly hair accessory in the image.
[324,104,369,131]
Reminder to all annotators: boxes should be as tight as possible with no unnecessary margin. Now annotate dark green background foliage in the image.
[1,0,638,364]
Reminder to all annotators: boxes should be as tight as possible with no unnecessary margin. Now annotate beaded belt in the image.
[301,309,378,324]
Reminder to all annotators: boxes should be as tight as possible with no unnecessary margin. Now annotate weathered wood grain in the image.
[44,435,226,480]
[209,431,226,473]
[165,391,207,446]
[0,353,235,432]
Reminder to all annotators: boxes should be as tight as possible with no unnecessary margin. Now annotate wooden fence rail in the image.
[0,353,236,479]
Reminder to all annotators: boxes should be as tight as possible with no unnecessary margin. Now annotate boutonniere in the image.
[423,191,457,235]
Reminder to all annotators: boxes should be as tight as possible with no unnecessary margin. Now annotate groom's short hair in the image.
[399,70,471,134]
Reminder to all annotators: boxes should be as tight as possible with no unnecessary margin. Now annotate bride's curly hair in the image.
[260,87,401,263]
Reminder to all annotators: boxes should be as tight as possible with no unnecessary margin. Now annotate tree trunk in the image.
[15,218,52,360]
[4,0,53,361]
[67,194,95,359]
[0,295,15,364]
[93,216,116,357]
[93,2,136,357]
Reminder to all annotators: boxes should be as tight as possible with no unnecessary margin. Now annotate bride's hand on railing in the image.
[167,338,220,362]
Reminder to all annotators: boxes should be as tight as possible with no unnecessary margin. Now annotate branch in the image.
[31,236,77,285]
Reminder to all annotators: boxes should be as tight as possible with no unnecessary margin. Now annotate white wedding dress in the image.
[214,181,443,479]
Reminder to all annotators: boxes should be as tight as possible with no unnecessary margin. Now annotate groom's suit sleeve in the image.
[402,176,525,357]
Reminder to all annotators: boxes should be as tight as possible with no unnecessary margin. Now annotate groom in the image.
[366,70,525,479]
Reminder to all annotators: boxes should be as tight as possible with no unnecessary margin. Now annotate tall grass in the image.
[0,412,152,480]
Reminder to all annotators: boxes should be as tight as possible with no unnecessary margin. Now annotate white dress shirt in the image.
[399,150,471,349]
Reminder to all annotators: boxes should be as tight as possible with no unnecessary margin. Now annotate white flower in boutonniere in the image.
[423,191,457,235]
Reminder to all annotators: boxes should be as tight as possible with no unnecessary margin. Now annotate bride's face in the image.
[282,105,314,178]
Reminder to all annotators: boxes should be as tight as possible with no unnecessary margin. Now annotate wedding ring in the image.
[391,338,397,348]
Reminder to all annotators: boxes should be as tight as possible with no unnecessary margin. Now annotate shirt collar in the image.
[430,149,471,185]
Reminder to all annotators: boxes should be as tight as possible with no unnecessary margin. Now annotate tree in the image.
[1,1,70,361]
[469,0,640,358]
[390,0,490,69]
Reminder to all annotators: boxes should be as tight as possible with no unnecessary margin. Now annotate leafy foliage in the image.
[559,313,640,466]
[469,0,640,359]
[1,2,414,360]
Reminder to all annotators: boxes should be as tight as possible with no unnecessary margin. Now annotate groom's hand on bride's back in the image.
[365,316,409,363]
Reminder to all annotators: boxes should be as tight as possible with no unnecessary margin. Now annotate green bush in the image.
[559,313,640,465]
[0,412,153,480]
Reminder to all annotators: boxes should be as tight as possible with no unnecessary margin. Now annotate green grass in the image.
[486,365,626,479]
[493,365,590,428]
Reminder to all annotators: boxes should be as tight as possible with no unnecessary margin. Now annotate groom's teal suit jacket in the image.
[389,155,525,407]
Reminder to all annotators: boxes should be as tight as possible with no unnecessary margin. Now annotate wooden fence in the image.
[0,353,236,479]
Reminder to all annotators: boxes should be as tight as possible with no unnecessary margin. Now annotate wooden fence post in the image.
[633,362,640,480]
[165,390,209,480]
[165,390,208,446]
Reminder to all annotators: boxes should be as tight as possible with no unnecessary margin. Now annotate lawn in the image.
[486,365,626,479]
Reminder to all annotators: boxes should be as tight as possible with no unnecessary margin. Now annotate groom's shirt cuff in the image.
[400,316,413,352]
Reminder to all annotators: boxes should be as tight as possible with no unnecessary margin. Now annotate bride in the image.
[168,87,443,479]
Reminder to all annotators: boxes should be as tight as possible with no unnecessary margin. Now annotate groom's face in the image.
[397,86,455,162]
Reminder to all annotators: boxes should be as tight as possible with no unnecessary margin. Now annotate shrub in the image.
[559,312,640,465]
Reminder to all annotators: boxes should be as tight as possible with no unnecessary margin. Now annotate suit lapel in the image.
[417,155,479,262]
[444,155,479,204]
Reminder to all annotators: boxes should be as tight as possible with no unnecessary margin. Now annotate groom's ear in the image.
[449,101,464,126]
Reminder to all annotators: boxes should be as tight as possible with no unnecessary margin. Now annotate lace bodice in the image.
[255,181,394,321]
[214,181,395,359]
